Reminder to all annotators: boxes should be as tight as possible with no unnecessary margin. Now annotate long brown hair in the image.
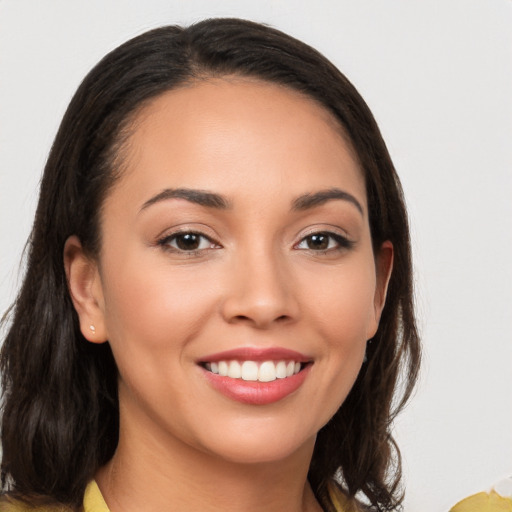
[1,18,420,511]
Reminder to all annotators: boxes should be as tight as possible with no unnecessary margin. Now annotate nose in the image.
[220,249,300,329]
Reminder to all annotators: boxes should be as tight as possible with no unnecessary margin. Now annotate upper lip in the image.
[198,347,312,363]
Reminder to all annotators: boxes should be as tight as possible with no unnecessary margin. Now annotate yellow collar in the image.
[83,481,110,512]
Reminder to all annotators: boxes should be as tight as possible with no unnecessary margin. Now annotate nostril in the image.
[229,313,291,327]
[220,286,300,327]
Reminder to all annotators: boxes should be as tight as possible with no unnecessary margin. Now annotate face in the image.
[70,79,392,465]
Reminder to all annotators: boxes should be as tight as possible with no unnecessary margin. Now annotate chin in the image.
[193,419,318,466]
[207,439,314,466]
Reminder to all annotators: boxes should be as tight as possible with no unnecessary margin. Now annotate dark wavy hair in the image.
[1,18,420,512]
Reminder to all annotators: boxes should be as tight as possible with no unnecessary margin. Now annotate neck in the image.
[96,406,323,512]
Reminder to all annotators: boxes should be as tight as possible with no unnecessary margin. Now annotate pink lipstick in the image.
[199,347,312,405]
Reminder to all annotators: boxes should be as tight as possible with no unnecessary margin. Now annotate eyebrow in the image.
[292,188,364,215]
[140,186,363,215]
[140,188,230,211]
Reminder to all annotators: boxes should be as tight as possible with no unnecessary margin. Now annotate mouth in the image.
[198,348,313,405]
[201,360,308,383]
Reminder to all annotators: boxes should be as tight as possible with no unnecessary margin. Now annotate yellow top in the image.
[0,481,108,512]
[328,483,363,512]
[81,481,109,512]
[449,490,512,512]
[0,480,358,512]
[4,480,511,511]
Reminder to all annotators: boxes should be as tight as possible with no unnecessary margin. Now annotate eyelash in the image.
[294,231,355,253]
[157,229,354,256]
[157,231,220,256]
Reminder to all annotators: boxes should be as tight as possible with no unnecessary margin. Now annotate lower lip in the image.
[202,365,311,405]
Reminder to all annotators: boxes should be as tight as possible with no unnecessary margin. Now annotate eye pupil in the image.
[307,234,329,250]
[176,233,200,251]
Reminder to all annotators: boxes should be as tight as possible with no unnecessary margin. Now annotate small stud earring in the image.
[89,325,96,333]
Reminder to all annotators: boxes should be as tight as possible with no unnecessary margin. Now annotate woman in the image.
[0,18,420,512]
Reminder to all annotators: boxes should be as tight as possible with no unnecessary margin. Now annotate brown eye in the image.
[296,231,354,252]
[159,232,218,253]
[306,234,329,250]
[174,233,201,251]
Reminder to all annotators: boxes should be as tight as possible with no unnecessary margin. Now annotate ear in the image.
[63,235,108,344]
[368,240,394,337]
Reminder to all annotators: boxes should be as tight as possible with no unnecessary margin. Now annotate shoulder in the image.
[450,478,512,512]
[449,490,512,511]
[327,481,367,512]
[0,495,69,512]
[0,481,108,512]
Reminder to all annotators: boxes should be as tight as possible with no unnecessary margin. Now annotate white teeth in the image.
[258,361,276,382]
[227,360,242,378]
[275,361,287,379]
[218,361,229,376]
[241,361,259,381]
[206,360,303,382]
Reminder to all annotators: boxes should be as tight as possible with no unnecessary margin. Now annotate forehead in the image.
[114,78,366,207]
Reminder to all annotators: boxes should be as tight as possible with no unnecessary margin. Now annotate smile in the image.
[204,360,303,382]
[199,348,312,405]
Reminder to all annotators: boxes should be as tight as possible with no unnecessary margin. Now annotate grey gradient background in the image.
[1,1,511,510]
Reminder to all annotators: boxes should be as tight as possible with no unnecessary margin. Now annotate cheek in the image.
[302,265,377,421]
[98,260,221,429]
[100,257,218,360]
[301,260,378,345]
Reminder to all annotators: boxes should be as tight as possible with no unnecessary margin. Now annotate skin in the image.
[65,79,393,512]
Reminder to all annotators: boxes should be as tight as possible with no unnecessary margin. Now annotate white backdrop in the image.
[1,1,511,510]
